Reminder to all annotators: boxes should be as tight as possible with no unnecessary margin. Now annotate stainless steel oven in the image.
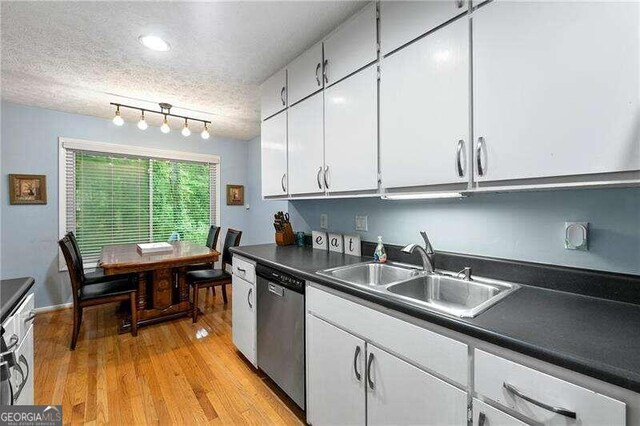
[256,264,305,410]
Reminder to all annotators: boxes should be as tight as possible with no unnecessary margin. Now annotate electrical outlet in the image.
[320,214,328,229]
[355,215,368,231]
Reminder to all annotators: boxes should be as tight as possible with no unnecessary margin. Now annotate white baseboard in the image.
[35,302,72,314]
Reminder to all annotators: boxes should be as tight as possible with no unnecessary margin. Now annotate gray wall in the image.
[289,189,640,275]
[0,102,271,308]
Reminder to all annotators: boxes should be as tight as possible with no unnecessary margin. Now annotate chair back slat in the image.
[206,226,221,250]
[222,229,242,267]
[58,236,85,300]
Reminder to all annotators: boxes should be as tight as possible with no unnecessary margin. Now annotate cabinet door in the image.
[325,66,378,193]
[323,3,377,86]
[380,17,469,189]
[473,398,526,426]
[288,92,325,195]
[261,68,287,120]
[306,314,365,426]
[473,1,640,183]
[380,0,468,55]
[288,43,323,106]
[367,343,467,426]
[14,325,34,405]
[261,111,288,197]
[232,275,256,366]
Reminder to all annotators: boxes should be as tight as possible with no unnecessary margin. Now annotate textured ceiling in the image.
[1,1,365,140]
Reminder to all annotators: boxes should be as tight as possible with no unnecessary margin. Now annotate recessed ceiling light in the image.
[138,35,170,52]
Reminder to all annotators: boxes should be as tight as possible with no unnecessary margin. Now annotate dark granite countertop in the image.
[231,244,640,393]
[1,277,35,324]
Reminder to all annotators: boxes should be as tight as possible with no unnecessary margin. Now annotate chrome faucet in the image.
[401,231,435,273]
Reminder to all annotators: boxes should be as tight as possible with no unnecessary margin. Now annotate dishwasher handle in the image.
[268,283,284,297]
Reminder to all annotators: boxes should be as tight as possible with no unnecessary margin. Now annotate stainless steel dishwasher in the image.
[256,264,305,410]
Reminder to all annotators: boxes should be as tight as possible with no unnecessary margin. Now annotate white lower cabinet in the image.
[306,314,366,426]
[367,343,467,426]
[14,325,34,405]
[232,274,256,366]
[473,398,526,426]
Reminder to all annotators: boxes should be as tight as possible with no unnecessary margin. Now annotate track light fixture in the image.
[181,118,191,137]
[112,105,124,126]
[110,102,212,139]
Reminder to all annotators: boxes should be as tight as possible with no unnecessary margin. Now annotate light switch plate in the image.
[565,222,589,251]
[320,214,328,229]
[355,215,368,231]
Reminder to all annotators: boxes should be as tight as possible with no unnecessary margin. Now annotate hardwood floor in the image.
[34,289,305,425]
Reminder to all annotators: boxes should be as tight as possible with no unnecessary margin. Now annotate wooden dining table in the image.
[99,241,220,332]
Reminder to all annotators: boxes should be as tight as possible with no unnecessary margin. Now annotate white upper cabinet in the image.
[325,66,378,193]
[380,17,469,190]
[367,343,468,426]
[288,92,325,195]
[323,3,378,86]
[306,314,366,426]
[260,68,287,120]
[473,1,640,183]
[287,42,323,106]
[261,111,288,197]
[380,0,468,56]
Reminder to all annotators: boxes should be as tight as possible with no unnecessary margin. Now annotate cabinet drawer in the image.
[14,293,34,339]
[474,349,625,425]
[232,256,256,284]
[473,398,526,426]
[307,284,468,386]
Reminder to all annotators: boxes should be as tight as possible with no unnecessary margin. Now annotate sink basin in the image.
[387,274,518,318]
[317,261,519,318]
[317,262,425,287]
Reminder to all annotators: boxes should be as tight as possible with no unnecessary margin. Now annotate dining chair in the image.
[58,235,138,350]
[186,228,242,323]
[186,225,221,277]
[66,231,129,285]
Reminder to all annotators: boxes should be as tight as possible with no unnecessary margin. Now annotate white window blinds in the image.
[64,148,219,265]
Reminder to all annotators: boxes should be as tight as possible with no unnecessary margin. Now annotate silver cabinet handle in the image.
[316,167,323,190]
[236,267,246,274]
[315,63,322,86]
[323,166,330,190]
[280,86,286,106]
[353,346,362,381]
[281,173,287,193]
[366,352,375,389]
[456,0,464,8]
[503,382,577,419]
[476,137,487,176]
[6,334,19,351]
[13,354,28,400]
[247,288,253,309]
[23,310,36,324]
[478,412,486,426]
[456,139,466,178]
[323,59,329,84]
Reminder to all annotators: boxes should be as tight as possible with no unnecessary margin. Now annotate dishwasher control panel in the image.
[256,264,305,293]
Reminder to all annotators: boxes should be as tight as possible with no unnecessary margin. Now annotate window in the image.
[60,138,220,267]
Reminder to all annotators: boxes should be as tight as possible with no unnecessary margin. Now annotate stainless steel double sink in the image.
[316,262,519,318]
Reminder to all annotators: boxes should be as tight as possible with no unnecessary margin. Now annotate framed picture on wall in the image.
[226,184,244,206]
[9,174,47,205]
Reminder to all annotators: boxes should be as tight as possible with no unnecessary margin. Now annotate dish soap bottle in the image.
[373,236,387,263]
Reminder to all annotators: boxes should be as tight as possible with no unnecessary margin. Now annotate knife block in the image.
[275,223,295,246]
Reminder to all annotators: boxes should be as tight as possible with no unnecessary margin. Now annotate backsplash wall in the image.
[288,188,640,275]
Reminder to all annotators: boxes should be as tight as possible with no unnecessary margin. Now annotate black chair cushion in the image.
[186,269,231,285]
[80,277,136,301]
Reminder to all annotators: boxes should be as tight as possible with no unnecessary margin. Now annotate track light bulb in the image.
[137,111,148,130]
[112,107,124,126]
[181,119,191,137]
[201,123,210,140]
[160,115,170,134]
